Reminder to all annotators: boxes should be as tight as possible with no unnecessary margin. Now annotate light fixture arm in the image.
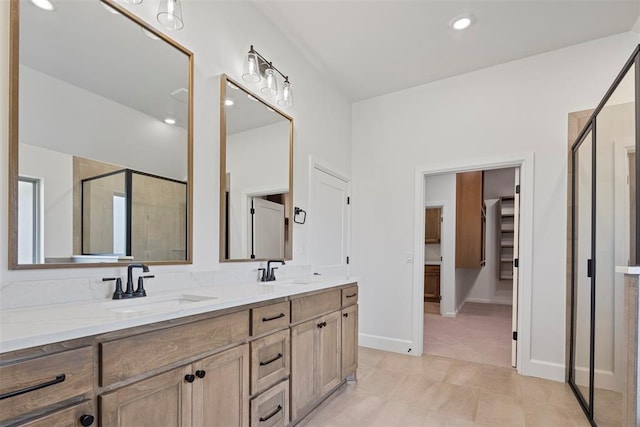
[249,45,290,83]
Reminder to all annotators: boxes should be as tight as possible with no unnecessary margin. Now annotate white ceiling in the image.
[253,0,640,102]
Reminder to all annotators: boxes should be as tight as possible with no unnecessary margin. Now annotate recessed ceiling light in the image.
[30,0,54,11]
[164,118,176,125]
[450,15,474,31]
[225,99,234,106]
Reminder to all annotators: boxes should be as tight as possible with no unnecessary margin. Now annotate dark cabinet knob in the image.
[79,414,95,426]
[343,313,349,318]
[184,374,195,383]
[195,370,206,379]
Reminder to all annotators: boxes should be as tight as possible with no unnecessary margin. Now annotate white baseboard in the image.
[464,297,512,305]
[358,333,417,356]
[522,359,566,382]
[573,365,623,393]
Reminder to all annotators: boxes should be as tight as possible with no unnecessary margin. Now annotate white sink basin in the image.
[265,279,316,286]
[104,294,217,313]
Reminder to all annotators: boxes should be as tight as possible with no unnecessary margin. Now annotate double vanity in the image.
[0,276,359,426]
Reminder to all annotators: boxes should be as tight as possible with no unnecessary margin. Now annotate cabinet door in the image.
[194,344,249,427]
[317,311,341,397]
[100,365,192,427]
[455,171,485,268]
[341,305,358,380]
[425,207,441,243]
[21,401,94,427]
[290,319,318,420]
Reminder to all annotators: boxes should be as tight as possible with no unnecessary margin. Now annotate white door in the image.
[250,198,284,259]
[310,167,349,275]
[512,168,521,368]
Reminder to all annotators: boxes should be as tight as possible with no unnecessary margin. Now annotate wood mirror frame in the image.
[219,74,293,262]
[8,0,194,269]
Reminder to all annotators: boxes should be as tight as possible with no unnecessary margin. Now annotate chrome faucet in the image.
[260,260,285,282]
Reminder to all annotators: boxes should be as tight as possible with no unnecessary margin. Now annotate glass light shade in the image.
[278,80,293,108]
[157,0,184,31]
[242,52,261,83]
[261,67,278,97]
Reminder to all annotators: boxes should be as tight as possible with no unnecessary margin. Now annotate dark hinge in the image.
[347,197,350,205]
[441,216,443,223]
[512,331,518,341]
[514,258,519,268]
[515,185,520,194]
[250,208,255,215]
[346,256,350,264]
[587,259,593,278]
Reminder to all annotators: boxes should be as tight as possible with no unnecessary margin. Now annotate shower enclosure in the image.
[569,46,639,426]
[81,169,187,262]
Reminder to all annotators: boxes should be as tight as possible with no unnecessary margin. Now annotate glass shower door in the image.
[570,126,594,416]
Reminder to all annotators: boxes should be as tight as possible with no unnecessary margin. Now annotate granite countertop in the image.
[0,275,357,354]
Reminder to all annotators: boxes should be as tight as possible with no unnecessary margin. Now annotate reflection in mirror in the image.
[9,0,193,268]
[220,75,293,261]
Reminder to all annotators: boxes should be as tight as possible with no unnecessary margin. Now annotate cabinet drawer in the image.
[291,289,341,323]
[21,401,94,427]
[0,347,93,423]
[341,285,358,306]
[250,380,289,427]
[250,330,290,394]
[100,310,249,386]
[425,265,440,275]
[251,301,290,337]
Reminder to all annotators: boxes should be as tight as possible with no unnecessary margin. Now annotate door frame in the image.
[412,152,534,375]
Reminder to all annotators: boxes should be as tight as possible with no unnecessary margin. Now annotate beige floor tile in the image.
[524,400,591,427]
[298,347,595,427]
[427,383,480,422]
[358,346,387,367]
[475,391,525,426]
[423,412,475,426]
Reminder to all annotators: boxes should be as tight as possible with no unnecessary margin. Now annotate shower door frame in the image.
[568,44,640,426]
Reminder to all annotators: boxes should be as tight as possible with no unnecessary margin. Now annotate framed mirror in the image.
[8,0,193,269]
[219,75,293,262]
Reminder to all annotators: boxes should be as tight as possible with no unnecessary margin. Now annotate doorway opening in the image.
[421,167,520,368]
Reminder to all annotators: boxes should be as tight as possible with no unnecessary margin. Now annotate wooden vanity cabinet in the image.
[341,303,358,380]
[20,401,95,427]
[100,344,249,427]
[455,171,486,268]
[424,265,441,302]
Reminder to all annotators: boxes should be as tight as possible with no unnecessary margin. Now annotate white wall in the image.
[19,144,73,259]
[351,32,640,380]
[423,174,456,317]
[0,2,351,283]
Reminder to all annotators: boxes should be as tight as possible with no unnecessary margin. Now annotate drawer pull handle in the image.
[195,370,206,379]
[259,353,283,366]
[184,374,195,383]
[345,293,357,298]
[259,405,283,422]
[0,373,65,400]
[262,313,285,322]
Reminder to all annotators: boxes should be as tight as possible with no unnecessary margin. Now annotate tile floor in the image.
[424,302,512,368]
[298,347,591,427]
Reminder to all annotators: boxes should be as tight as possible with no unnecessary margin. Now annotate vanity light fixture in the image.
[30,0,54,11]
[242,45,294,107]
[157,0,184,31]
[450,14,474,30]
[164,118,176,125]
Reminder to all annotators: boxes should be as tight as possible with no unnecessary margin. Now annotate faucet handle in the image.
[134,275,154,297]
[103,277,124,300]
[258,268,267,282]
[269,267,279,281]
